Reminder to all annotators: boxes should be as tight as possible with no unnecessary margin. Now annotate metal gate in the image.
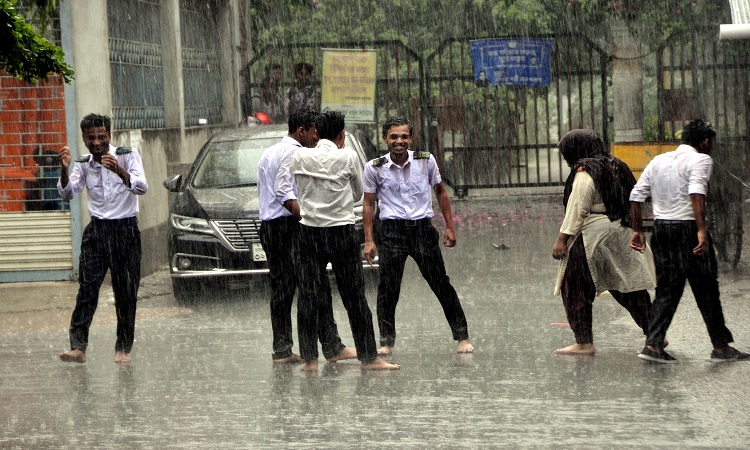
[656,30,750,267]
[425,34,610,196]
[241,40,426,151]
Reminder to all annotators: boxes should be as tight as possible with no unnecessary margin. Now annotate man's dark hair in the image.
[265,63,282,77]
[294,62,314,75]
[80,113,111,133]
[381,116,413,138]
[315,111,345,141]
[288,107,319,134]
[682,119,717,147]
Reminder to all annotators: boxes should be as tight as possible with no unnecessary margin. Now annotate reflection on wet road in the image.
[1,194,749,448]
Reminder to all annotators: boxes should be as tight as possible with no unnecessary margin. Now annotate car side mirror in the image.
[163,174,183,192]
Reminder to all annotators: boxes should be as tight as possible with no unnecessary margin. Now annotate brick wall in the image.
[0,73,67,212]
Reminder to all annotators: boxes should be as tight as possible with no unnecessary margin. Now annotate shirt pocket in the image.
[409,168,430,196]
[85,171,104,203]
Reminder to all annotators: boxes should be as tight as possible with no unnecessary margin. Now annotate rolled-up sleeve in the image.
[363,164,378,194]
[125,149,148,195]
[57,164,85,201]
[427,155,442,186]
[629,164,652,203]
[275,149,297,204]
[350,151,363,202]
[688,154,712,196]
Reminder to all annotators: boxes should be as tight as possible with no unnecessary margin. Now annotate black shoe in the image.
[638,346,678,364]
[709,347,750,363]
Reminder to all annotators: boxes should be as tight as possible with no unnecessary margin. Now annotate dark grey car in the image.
[163,124,379,303]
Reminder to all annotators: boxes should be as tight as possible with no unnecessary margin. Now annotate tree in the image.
[0,0,74,83]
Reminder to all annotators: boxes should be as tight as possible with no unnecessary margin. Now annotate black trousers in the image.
[646,220,733,349]
[376,219,469,347]
[69,217,141,353]
[561,236,651,344]
[260,217,345,360]
[297,224,377,363]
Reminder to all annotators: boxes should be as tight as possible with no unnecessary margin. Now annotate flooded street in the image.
[2,192,749,448]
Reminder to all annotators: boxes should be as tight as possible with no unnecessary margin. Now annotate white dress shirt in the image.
[629,144,713,220]
[290,139,363,227]
[257,136,301,221]
[363,150,441,220]
[58,144,148,219]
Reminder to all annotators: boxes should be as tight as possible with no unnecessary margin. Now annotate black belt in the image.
[383,218,431,227]
[90,216,137,225]
[654,219,694,225]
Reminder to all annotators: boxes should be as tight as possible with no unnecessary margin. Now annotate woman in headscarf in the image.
[551,129,656,355]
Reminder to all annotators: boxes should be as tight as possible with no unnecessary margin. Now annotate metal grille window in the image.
[108,0,166,130]
[180,0,223,126]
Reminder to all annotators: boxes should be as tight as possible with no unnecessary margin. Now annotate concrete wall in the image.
[59,0,242,278]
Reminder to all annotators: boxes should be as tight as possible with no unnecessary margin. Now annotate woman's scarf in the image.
[559,129,636,227]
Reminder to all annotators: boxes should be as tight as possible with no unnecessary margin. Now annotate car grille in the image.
[213,219,262,251]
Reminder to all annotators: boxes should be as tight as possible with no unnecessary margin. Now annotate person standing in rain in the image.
[630,119,750,363]
[363,116,473,356]
[291,111,399,371]
[258,107,357,364]
[249,62,286,124]
[551,129,654,355]
[285,62,320,114]
[57,113,148,364]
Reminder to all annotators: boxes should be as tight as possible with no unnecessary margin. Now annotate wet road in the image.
[2,192,750,448]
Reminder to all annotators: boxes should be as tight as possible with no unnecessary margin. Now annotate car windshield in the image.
[192,137,278,188]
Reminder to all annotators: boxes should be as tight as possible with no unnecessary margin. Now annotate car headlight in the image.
[170,213,215,235]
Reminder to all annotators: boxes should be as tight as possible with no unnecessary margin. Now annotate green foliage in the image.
[248,0,727,56]
[0,0,74,83]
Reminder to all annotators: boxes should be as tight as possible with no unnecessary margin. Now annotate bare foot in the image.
[327,347,357,362]
[554,343,596,355]
[59,349,86,363]
[361,357,401,370]
[273,353,303,364]
[377,345,392,356]
[457,339,474,353]
[663,338,669,348]
[114,351,131,364]
[300,360,318,372]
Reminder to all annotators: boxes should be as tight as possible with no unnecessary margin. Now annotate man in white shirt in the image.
[630,119,749,363]
[362,117,473,356]
[258,108,355,364]
[57,113,148,364]
[291,111,399,371]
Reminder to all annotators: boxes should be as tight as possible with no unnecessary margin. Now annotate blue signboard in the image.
[470,39,554,87]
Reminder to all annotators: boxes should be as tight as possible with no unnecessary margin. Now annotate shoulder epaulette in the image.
[75,154,92,163]
[115,147,133,155]
[371,156,387,167]
[413,151,431,159]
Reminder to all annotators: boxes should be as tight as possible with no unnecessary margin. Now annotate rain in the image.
[1,0,750,448]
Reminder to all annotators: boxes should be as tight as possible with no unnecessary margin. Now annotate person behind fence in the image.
[57,113,148,364]
[286,62,320,114]
[250,62,286,124]
[363,116,473,356]
[551,129,655,356]
[291,110,399,371]
[630,119,750,364]
[258,107,357,364]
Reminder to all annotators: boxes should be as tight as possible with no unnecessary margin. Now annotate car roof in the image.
[210,125,289,142]
[209,123,370,143]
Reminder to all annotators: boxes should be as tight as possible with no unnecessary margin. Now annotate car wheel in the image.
[172,278,203,305]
